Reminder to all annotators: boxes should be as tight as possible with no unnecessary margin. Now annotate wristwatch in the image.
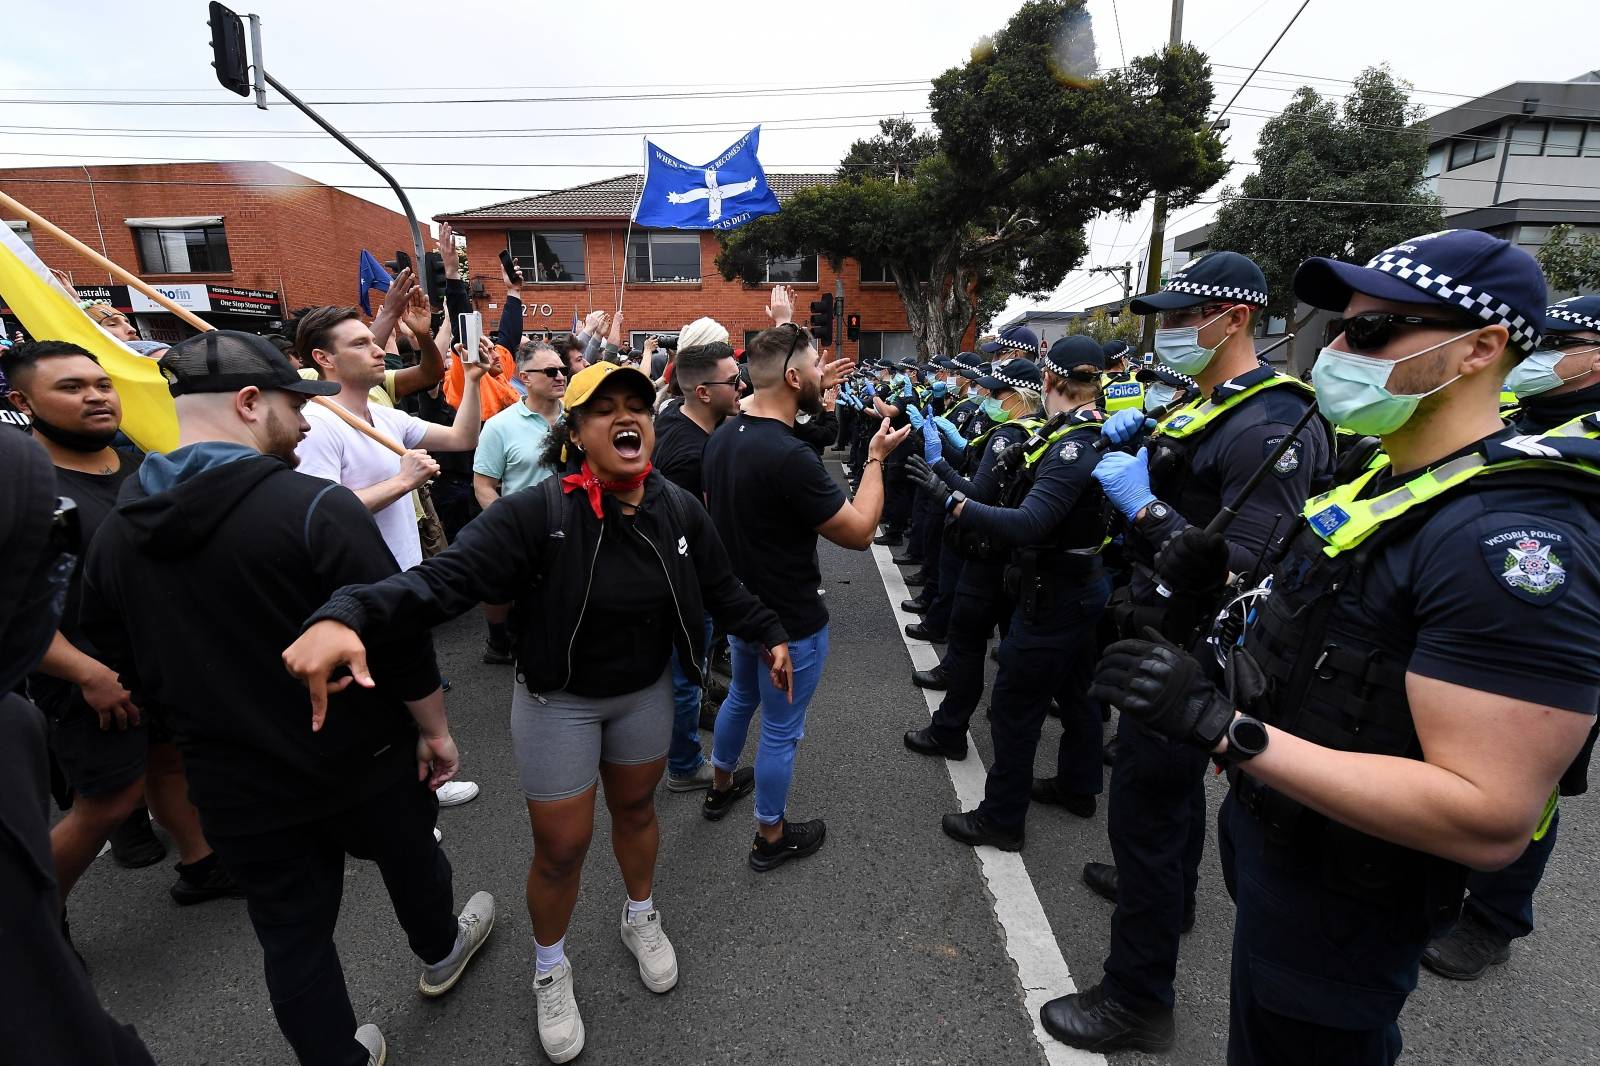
[1225,715,1269,762]
[945,489,968,513]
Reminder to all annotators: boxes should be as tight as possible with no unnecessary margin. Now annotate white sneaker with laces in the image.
[419,891,495,996]
[619,905,679,993]
[665,761,715,792]
[354,1023,386,1065]
[436,780,480,807]
[534,960,585,1063]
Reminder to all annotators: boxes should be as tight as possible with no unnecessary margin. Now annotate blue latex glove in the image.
[1101,407,1156,445]
[922,416,943,463]
[933,415,966,456]
[1093,447,1158,519]
[906,404,925,430]
[864,382,877,399]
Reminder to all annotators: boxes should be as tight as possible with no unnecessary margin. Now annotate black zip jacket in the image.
[310,470,788,694]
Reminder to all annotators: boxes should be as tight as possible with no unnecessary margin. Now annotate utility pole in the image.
[1089,261,1133,304]
[1138,0,1185,355]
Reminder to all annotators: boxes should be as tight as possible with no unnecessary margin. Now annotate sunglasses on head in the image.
[526,366,565,379]
[1329,311,1481,353]
[780,322,811,371]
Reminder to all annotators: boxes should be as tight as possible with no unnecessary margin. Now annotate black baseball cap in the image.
[160,331,340,398]
[1044,335,1107,378]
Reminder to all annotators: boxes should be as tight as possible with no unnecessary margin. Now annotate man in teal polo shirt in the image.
[473,339,566,663]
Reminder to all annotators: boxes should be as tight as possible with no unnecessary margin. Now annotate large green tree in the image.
[715,0,1227,360]
[1537,223,1600,297]
[1206,66,1444,354]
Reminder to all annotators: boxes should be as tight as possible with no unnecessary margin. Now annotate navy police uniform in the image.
[917,355,995,640]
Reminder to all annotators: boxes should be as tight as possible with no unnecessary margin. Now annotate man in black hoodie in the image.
[79,332,495,1066]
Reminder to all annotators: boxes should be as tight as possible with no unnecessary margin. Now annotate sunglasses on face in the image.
[1329,312,1479,353]
[700,375,743,390]
[1543,334,1600,352]
[1159,303,1235,329]
[525,366,565,379]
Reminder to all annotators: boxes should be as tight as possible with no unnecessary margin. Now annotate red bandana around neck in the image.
[561,459,653,519]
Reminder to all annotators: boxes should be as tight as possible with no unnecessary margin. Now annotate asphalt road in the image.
[67,457,1600,1065]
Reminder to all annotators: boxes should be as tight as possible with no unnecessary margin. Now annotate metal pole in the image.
[1139,0,1184,356]
[246,14,266,111]
[261,71,424,265]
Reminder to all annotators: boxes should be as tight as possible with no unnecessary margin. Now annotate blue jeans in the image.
[711,626,830,826]
[667,615,714,777]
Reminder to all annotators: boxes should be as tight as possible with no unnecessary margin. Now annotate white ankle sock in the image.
[626,896,654,919]
[534,936,566,974]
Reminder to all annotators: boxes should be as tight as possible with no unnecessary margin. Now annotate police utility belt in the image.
[1226,412,1600,926]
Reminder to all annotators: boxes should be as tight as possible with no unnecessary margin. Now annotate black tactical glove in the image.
[1090,629,1234,751]
[1154,527,1229,600]
[906,455,953,507]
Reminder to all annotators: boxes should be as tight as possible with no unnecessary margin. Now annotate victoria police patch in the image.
[992,436,1009,456]
[1264,435,1301,479]
[1481,526,1570,604]
[1059,441,1081,464]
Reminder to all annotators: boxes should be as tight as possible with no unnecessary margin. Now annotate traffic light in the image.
[207,2,251,98]
[423,250,447,309]
[809,293,834,346]
[846,312,861,342]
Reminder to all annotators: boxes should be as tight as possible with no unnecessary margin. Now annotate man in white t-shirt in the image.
[295,306,485,570]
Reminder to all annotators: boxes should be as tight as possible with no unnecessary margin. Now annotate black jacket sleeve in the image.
[310,483,546,639]
[793,410,838,454]
[954,439,1098,548]
[78,527,145,708]
[497,294,524,352]
[678,485,789,649]
[933,423,1021,503]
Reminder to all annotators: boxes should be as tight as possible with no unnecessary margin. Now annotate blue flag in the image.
[633,126,781,231]
[357,249,392,315]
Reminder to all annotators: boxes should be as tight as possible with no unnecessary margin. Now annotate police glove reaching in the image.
[1100,408,1156,445]
[921,415,943,464]
[1092,448,1157,520]
[933,415,966,457]
[906,403,925,430]
[906,455,952,508]
[1090,631,1233,751]
[1155,527,1229,599]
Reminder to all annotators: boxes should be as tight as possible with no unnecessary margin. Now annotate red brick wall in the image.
[0,162,420,317]
[451,222,975,356]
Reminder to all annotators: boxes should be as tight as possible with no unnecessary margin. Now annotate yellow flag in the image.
[0,224,178,453]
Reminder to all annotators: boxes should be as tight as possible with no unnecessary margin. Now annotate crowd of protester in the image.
[6,220,1600,1066]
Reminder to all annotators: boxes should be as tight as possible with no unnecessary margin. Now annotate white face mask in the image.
[1311,328,1475,436]
[1153,309,1231,376]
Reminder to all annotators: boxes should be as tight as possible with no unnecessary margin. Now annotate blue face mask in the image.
[1153,309,1230,376]
[1144,383,1180,412]
[981,396,1010,422]
[1504,343,1599,399]
[1311,329,1474,436]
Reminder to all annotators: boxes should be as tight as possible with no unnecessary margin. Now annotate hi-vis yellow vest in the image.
[1154,374,1313,441]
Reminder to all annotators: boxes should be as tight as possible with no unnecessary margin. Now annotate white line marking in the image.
[868,540,1105,1066]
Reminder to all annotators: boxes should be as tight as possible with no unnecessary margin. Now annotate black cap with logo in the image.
[159,330,341,398]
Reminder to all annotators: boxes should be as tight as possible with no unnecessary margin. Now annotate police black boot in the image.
[1102,735,1122,766]
[1040,982,1174,1053]
[904,572,928,588]
[904,726,967,760]
[911,666,948,690]
[904,621,946,642]
[1031,777,1095,818]
[874,530,904,546]
[891,552,922,566]
[901,595,930,614]
[1422,910,1512,980]
[941,810,1023,852]
[1082,861,1118,904]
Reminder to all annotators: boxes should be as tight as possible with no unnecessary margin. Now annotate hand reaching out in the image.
[766,285,795,326]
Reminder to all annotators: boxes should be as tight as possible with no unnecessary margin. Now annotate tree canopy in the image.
[1206,66,1443,349]
[715,0,1226,360]
[1536,224,1600,297]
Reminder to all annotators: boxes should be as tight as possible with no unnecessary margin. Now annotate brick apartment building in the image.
[0,162,417,342]
[438,174,938,362]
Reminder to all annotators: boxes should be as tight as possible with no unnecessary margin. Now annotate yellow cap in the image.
[564,361,655,410]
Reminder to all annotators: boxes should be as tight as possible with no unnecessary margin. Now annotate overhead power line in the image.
[1211,0,1312,128]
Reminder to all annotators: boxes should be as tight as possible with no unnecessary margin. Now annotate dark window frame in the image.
[506,230,587,284]
[764,252,818,284]
[626,231,702,283]
[132,224,231,274]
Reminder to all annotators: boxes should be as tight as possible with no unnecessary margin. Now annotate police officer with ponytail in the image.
[1083,230,1600,1064]
[1045,251,1332,1052]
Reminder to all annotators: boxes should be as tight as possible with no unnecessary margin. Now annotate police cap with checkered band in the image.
[976,357,1043,392]
[1544,295,1600,336]
[1129,250,1269,313]
[979,324,1040,356]
[1293,229,1547,355]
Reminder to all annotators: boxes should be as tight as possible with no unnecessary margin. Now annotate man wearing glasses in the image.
[473,339,566,664]
[1045,251,1333,1052]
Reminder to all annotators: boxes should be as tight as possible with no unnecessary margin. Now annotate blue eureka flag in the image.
[357,249,392,315]
[633,126,781,232]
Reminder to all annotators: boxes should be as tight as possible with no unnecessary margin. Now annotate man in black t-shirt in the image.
[2,341,238,909]
[701,324,910,871]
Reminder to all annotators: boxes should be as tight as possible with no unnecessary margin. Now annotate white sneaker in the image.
[354,1023,386,1066]
[433,827,443,843]
[419,890,495,997]
[436,780,480,807]
[619,905,679,993]
[534,960,585,1063]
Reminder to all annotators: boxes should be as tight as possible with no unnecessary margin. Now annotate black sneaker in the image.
[481,640,515,665]
[748,818,826,872]
[1422,910,1512,980]
[702,767,755,821]
[108,807,167,869]
[170,855,246,906]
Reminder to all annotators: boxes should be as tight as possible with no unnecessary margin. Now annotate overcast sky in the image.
[2,0,1596,327]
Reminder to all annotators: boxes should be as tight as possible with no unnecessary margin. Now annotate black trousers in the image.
[208,774,458,1066]
[882,460,913,534]
[977,573,1110,833]
[923,538,966,636]
[928,560,1010,742]
[1101,713,1209,1011]
[836,405,856,448]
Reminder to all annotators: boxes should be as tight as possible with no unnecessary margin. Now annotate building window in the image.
[1508,120,1546,157]
[1448,126,1498,170]
[765,252,817,284]
[627,232,700,283]
[859,258,895,284]
[1517,224,1553,246]
[507,231,585,283]
[1584,124,1600,158]
[1546,122,1585,157]
[858,331,916,361]
[132,224,230,273]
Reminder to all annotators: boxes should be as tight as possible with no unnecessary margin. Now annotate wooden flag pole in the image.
[0,189,404,456]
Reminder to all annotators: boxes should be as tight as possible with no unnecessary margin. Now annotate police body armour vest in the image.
[1101,372,1144,413]
[1236,414,1600,916]
[998,414,1112,554]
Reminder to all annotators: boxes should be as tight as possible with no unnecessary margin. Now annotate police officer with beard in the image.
[1083,230,1600,1064]
[1420,293,1600,981]
[1046,252,1332,1052]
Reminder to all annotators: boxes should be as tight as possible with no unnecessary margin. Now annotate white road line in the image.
[867,540,1105,1066]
